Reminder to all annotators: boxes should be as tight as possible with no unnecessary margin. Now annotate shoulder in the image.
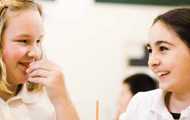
[119,112,127,120]
[129,89,162,105]
[135,89,162,99]
[0,98,15,120]
[125,89,162,119]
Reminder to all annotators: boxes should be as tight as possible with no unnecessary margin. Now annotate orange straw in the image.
[96,100,99,120]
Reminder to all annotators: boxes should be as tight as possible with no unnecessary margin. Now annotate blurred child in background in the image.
[114,73,157,120]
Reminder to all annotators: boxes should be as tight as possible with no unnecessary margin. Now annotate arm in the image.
[27,59,80,120]
[52,91,80,120]
[114,102,125,120]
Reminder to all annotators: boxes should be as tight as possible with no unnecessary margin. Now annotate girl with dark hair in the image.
[124,8,190,120]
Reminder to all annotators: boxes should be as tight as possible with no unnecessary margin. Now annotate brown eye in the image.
[159,46,169,52]
[16,40,27,44]
[36,39,41,43]
[146,47,152,54]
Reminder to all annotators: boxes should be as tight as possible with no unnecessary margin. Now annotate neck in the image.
[7,84,18,93]
[167,91,190,113]
[0,84,22,101]
[0,90,13,101]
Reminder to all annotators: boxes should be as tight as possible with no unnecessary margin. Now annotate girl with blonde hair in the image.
[0,0,79,120]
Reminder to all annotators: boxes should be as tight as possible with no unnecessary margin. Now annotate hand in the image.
[26,58,67,103]
[26,58,80,120]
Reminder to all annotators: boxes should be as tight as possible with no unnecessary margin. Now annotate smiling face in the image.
[2,9,44,86]
[147,21,190,93]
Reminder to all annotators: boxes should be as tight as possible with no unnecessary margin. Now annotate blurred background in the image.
[39,0,189,119]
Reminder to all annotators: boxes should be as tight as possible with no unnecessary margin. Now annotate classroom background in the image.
[40,0,189,119]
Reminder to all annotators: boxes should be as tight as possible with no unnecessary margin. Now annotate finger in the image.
[31,59,52,69]
[26,62,50,73]
[26,66,50,74]
[28,69,49,78]
[28,77,46,85]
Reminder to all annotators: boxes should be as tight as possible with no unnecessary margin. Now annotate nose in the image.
[27,45,42,61]
[148,54,160,69]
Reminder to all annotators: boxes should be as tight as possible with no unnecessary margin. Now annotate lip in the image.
[18,62,31,71]
[154,71,170,80]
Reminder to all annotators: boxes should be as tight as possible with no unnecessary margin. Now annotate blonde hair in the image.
[0,0,43,94]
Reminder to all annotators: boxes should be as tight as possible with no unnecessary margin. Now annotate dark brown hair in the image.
[153,8,190,48]
[123,73,157,95]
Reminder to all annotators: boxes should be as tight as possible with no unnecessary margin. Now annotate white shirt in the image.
[124,89,190,120]
[119,112,127,120]
[0,84,55,120]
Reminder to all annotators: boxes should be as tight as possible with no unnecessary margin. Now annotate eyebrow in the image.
[15,34,44,39]
[146,40,175,48]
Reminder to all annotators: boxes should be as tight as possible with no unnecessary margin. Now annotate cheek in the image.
[172,52,190,73]
[121,91,133,104]
[162,53,176,70]
[168,48,190,69]
[2,45,27,62]
[175,59,190,78]
[166,54,190,85]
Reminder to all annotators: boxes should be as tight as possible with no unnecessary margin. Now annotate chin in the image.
[159,83,171,91]
[16,77,27,84]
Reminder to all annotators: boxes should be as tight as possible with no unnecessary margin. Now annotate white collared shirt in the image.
[0,84,56,120]
[119,112,127,120]
[124,89,190,120]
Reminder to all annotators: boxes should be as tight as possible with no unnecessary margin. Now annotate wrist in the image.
[51,93,72,105]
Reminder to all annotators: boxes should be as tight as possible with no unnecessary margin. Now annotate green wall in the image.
[96,0,190,6]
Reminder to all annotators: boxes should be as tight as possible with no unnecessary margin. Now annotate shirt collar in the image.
[150,89,172,118]
[148,89,190,119]
[7,84,44,104]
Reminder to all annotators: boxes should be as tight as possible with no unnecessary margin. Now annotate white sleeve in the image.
[119,112,127,120]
